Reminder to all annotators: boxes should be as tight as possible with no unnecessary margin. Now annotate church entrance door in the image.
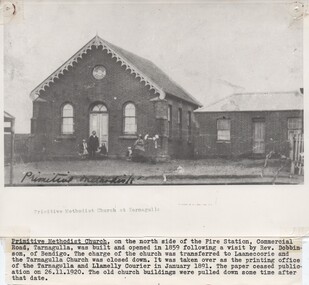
[89,104,109,150]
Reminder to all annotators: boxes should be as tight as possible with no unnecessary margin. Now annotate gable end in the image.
[30,36,166,101]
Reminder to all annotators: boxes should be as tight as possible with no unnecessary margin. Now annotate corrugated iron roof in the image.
[105,40,202,107]
[4,111,15,119]
[195,91,303,112]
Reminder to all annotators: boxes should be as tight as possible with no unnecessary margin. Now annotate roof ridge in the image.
[200,93,234,110]
[98,37,165,98]
[195,91,303,112]
[103,39,202,106]
[30,35,201,107]
[233,91,301,96]
[145,59,203,106]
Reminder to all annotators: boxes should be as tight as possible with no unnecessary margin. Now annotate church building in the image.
[29,35,201,161]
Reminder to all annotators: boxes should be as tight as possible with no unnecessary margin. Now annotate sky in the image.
[3,0,303,133]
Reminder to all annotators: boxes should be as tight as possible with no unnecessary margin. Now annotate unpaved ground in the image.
[4,158,302,185]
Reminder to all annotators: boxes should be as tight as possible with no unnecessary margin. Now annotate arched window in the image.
[61,103,74,134]
[123,102,137,134]
[91,104,107,112]
[89,103,108,148]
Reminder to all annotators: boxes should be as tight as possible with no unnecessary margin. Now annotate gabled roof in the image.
[4,111,15,120]
[30,35,201,107]
[105,40,202,107]
[195,91,303,113]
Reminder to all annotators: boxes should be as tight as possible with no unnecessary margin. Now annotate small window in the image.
[178,108,182,138]
[92,65,107,80]
[187,111,192,137]
[123,102,137,134]
[61,103,74,134]
[288,118,302,130]
[288,117,302,140]
[167,105,172,137]
[217,118,230,141]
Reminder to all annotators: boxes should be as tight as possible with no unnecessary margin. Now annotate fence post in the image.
[290,133,304,176]
[290,135,296,175]
[10,119,15,185]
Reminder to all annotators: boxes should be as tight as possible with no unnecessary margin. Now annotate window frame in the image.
[167,105,172,138]
[61,103,74,135]
[287,117,302,131]
[178,108,182,139]
[287,117,303,141]
[187,111,192,138]
[217,118,231,142]
[123,102,137,135]
[91,103,108,113]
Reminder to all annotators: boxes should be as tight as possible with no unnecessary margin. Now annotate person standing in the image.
[126,147,133,161]
[79,139,88,159]
[88,131,99,159]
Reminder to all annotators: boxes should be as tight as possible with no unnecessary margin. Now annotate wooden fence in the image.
[290,133,304,175]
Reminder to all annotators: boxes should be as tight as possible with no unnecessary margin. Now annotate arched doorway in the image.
[89,103,109,150]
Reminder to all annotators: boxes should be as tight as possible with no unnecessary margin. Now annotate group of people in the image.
[79,131,107,159]
[126,134,160,162]
[79,131,158,162]
[126,134,146,162]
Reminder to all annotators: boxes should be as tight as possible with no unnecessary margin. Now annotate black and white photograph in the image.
[3,0,305,185]
[1,3,309,284]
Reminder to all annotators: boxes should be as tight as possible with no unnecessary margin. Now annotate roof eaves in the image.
[134,56,202,107]
[30,35,166,101]
[101,38,166,99]
[4,111,15,119]
[165,78,202,107]
[166,92,202,108]
[30,36,97,101]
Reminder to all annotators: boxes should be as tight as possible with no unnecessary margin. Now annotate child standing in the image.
[126,147,132,160]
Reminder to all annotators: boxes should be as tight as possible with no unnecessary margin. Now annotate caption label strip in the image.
[6,237,302,284]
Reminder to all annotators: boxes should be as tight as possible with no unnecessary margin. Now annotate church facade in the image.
[29,36,201,161]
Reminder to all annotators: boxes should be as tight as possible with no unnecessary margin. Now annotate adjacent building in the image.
[194,91,303,158]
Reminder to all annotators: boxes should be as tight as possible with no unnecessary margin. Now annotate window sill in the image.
[216,140,231,144]
[56,135,76,140]
[119,135,138,140]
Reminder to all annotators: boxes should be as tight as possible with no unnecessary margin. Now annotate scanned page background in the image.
[0,185,309,237]
[0,0,308,238]
[0,1,309,285]
[0,4,309,285]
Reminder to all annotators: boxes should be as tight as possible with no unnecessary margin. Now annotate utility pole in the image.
[4,112,15,185]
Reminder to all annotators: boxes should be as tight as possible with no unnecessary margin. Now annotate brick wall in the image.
[166,96,196,159]
[195,110,303,158]
[4,134,31,164]
[31,46,197,159]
